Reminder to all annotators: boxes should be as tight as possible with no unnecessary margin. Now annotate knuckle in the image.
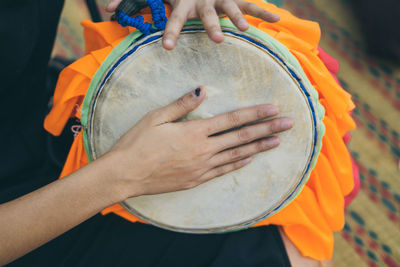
[240,1,251,11]
[233,161,244,169]
[230,147,242,160]
[198,172,210,183]
[218,0,227,8]
[215,166,226,177]
[200,6,216,19]
[263,120,276,134]
[244,2,257,11]
[194,145,208,156]
[170,13,185,25]
[204,119,220,135]
[224,0,235,8]
[261,9,272,17]
[256,141,265,152]
[227,111,241,126]
[145,110,155,117]
[145,110,159,121]
[241,2,260,15]
[232,12,243,22]
[195,128,208,140]
[207,158,217,169]
[270,119,282,133]
[206,125,215,135]
[256,108,267,119]
[204,143,215,154]
[237,128,251,141]
[176,96,188,110]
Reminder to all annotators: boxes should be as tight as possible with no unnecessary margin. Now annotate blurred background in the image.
[50,0,400,266]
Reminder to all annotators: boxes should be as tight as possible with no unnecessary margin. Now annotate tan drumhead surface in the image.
[89,29,314,232]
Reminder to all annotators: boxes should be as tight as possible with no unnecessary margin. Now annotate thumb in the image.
[156,87,206,124]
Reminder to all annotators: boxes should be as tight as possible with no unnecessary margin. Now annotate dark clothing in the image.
[0,1,290,266]
[0,0,66,202]
[10,214,290,267]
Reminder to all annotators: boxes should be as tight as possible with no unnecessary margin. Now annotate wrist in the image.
[93,151,144,203]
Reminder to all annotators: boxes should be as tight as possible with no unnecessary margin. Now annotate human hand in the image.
[106,0,280,50]
[162,0,280,49]
[104,87,293,199]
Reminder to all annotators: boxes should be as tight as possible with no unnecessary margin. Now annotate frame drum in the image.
[81,21,324,233]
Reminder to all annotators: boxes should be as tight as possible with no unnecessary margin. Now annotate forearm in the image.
[0,88,291,265]
[0,154,124,266]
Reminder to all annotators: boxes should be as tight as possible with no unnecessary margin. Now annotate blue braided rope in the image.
[116,0,167,35]
[147,0,167,31]
[117,12,153,35]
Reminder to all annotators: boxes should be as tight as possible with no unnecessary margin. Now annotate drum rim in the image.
[81,20,325,233]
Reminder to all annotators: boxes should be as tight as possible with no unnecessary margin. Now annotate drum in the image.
[80,19,324,233]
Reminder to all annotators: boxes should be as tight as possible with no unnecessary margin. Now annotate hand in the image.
[105,86,293,198]
[106,0,280,50]
[0,86,292,264]
[162,0,280,49]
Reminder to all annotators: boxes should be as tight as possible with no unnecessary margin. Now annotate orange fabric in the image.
[44,1,355,260]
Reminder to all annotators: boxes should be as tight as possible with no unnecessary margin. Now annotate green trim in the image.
[79,19,326,230]
[81,30,144,161]
[81,20,325,201]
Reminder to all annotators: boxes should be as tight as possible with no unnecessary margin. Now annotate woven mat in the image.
[53,1,400,266]
[276,1,400,266]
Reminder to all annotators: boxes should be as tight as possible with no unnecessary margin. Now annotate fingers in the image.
[209,136,279,166]
[163,3,190,50]
[203,104,279,135]
[106,0,122,12]
[197,1,225,43]
[217,0,249,31]
[210,117,293,150]
[149,87,206,124]
[199,157,252,182]
[237,1,280,22]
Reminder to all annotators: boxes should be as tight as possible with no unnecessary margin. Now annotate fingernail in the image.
[214,31,224,40]
[281,119,293,129]
[164,38,173,47]
[266,106,279,116]
[193,87,201,97]
[238,18,248,29]
[266,137,280,147]
[241,157,252,164]
[258,106,278,117]
[271,14,280,21]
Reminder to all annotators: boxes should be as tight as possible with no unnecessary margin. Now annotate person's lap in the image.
[9,214,290,266]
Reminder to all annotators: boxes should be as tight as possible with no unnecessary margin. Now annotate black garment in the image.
[9,214,290,267]
[0,0,67,202]
[0,1,291,266]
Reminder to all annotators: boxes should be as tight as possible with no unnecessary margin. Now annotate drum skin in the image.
[84,24,323,233]
[44,3,356,257]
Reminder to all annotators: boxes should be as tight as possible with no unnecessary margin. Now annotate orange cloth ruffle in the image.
[44,1,355,260]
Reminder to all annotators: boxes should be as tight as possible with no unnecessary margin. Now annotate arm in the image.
[0,87,293,265]
[0,155,123,266]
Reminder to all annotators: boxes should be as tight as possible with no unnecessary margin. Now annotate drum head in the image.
[86,25,321,233]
